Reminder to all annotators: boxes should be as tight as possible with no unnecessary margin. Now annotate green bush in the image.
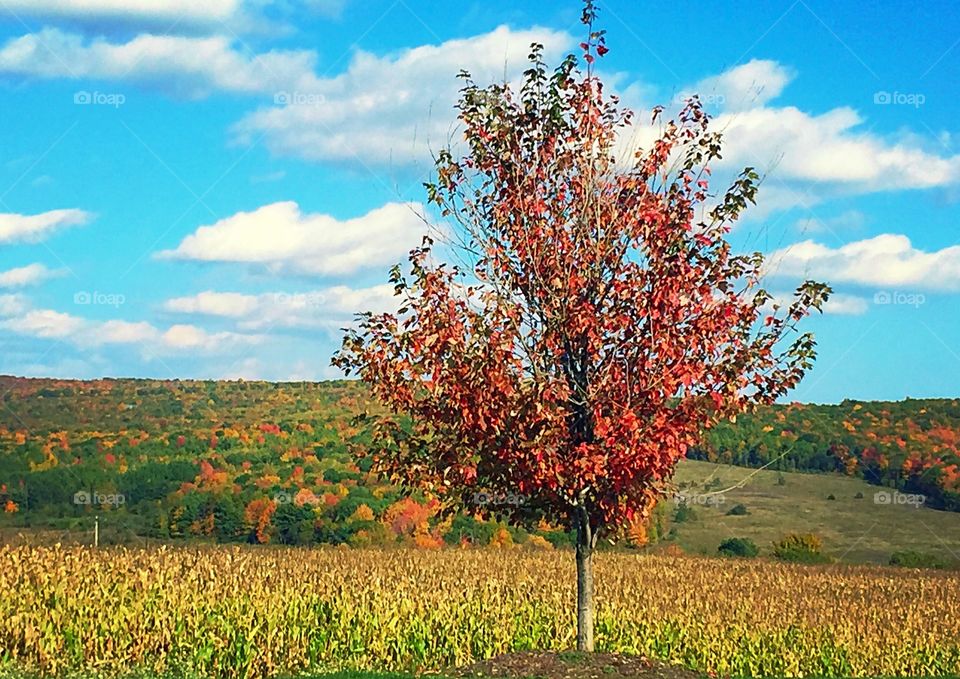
[718,537,759,558]
[672,502,698,523]
[725,503,749,516]
[889,550,949,570]
[773,533,830,564]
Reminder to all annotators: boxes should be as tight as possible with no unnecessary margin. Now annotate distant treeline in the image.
[0,378,957,549]
[690,399,960,511]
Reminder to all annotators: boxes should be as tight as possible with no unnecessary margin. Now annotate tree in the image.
[334,1,829,651]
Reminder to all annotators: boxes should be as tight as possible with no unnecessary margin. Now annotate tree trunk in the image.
[575,509,595,651]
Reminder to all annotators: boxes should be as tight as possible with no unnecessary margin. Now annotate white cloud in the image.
[233,25,573,165]
[0,29,319,98]
[0,263,63,288]
[768,234,960,290]
[96,319,158,344]
[163,283,398,330]
[0,305,263,354]
[164,290,261,317]
[0,0,240,23]
[4,24,954,198]
[0,23,567,149]
[0,209,91,243]
[714,106,960,190]
[627,60,960,201]
[159,323,261,352]
[765,290,869,316]
[685,59,793,110]
[0,294,28,317]
[2,309,85,338]
[823,293,870,315]
[158,201,426,276]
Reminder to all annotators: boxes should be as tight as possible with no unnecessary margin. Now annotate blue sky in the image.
[0,0,957,403]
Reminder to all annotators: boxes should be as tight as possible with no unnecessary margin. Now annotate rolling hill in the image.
[0,376,957,564]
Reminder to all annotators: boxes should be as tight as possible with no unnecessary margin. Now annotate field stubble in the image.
[1,545,958,678]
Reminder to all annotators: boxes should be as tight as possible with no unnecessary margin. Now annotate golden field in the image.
[1,545,959,678]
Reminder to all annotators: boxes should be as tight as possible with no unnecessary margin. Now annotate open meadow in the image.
[672,461,960,563]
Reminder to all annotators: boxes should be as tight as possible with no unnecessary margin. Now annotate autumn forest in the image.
[1,376,957,550]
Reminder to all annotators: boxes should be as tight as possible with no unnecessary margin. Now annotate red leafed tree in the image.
[334,2,829,651]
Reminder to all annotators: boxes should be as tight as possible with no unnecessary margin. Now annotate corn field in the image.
[1,545,959,678]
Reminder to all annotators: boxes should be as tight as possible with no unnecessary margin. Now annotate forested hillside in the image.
[0,377,957,549]
[693,399,960,510]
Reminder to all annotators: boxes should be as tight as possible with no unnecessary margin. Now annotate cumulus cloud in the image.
[2,21,955,197]
[0,0,240,23]
[683,59,793,110]
[765,290,869,316]
[767,234,960,290]
[630,60,960,199]
[158,323,261,352]
[0,24,568,162]
[0,305,263,354]
[714,106,960,191]
[232,25,573,165]
[0,293,30,318]
[0,29,320,97]
[164,290,262,318]
[158,201,426,276]
[1,309,85,338]
[163,284,398,330]
[0,209,91,243]
[823,293,870,315]
[0,263,63,288]
[96,319,159,344]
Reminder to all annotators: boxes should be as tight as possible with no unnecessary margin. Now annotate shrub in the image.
[673,502,698,523]
[718,537,759,558]
[827,494,836,500]
[773,533,830,564]
[726,503,749,516]
[541,529,576,548]
[889,550,949,570]
[854,491,864,499]
[777,474,787,486]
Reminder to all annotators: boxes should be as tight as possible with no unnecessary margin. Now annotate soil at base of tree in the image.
[451,651,704,679]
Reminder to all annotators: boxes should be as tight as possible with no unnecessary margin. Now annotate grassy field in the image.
[669,460,960,564]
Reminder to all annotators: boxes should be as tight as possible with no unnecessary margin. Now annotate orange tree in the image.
[334,2,830,651]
